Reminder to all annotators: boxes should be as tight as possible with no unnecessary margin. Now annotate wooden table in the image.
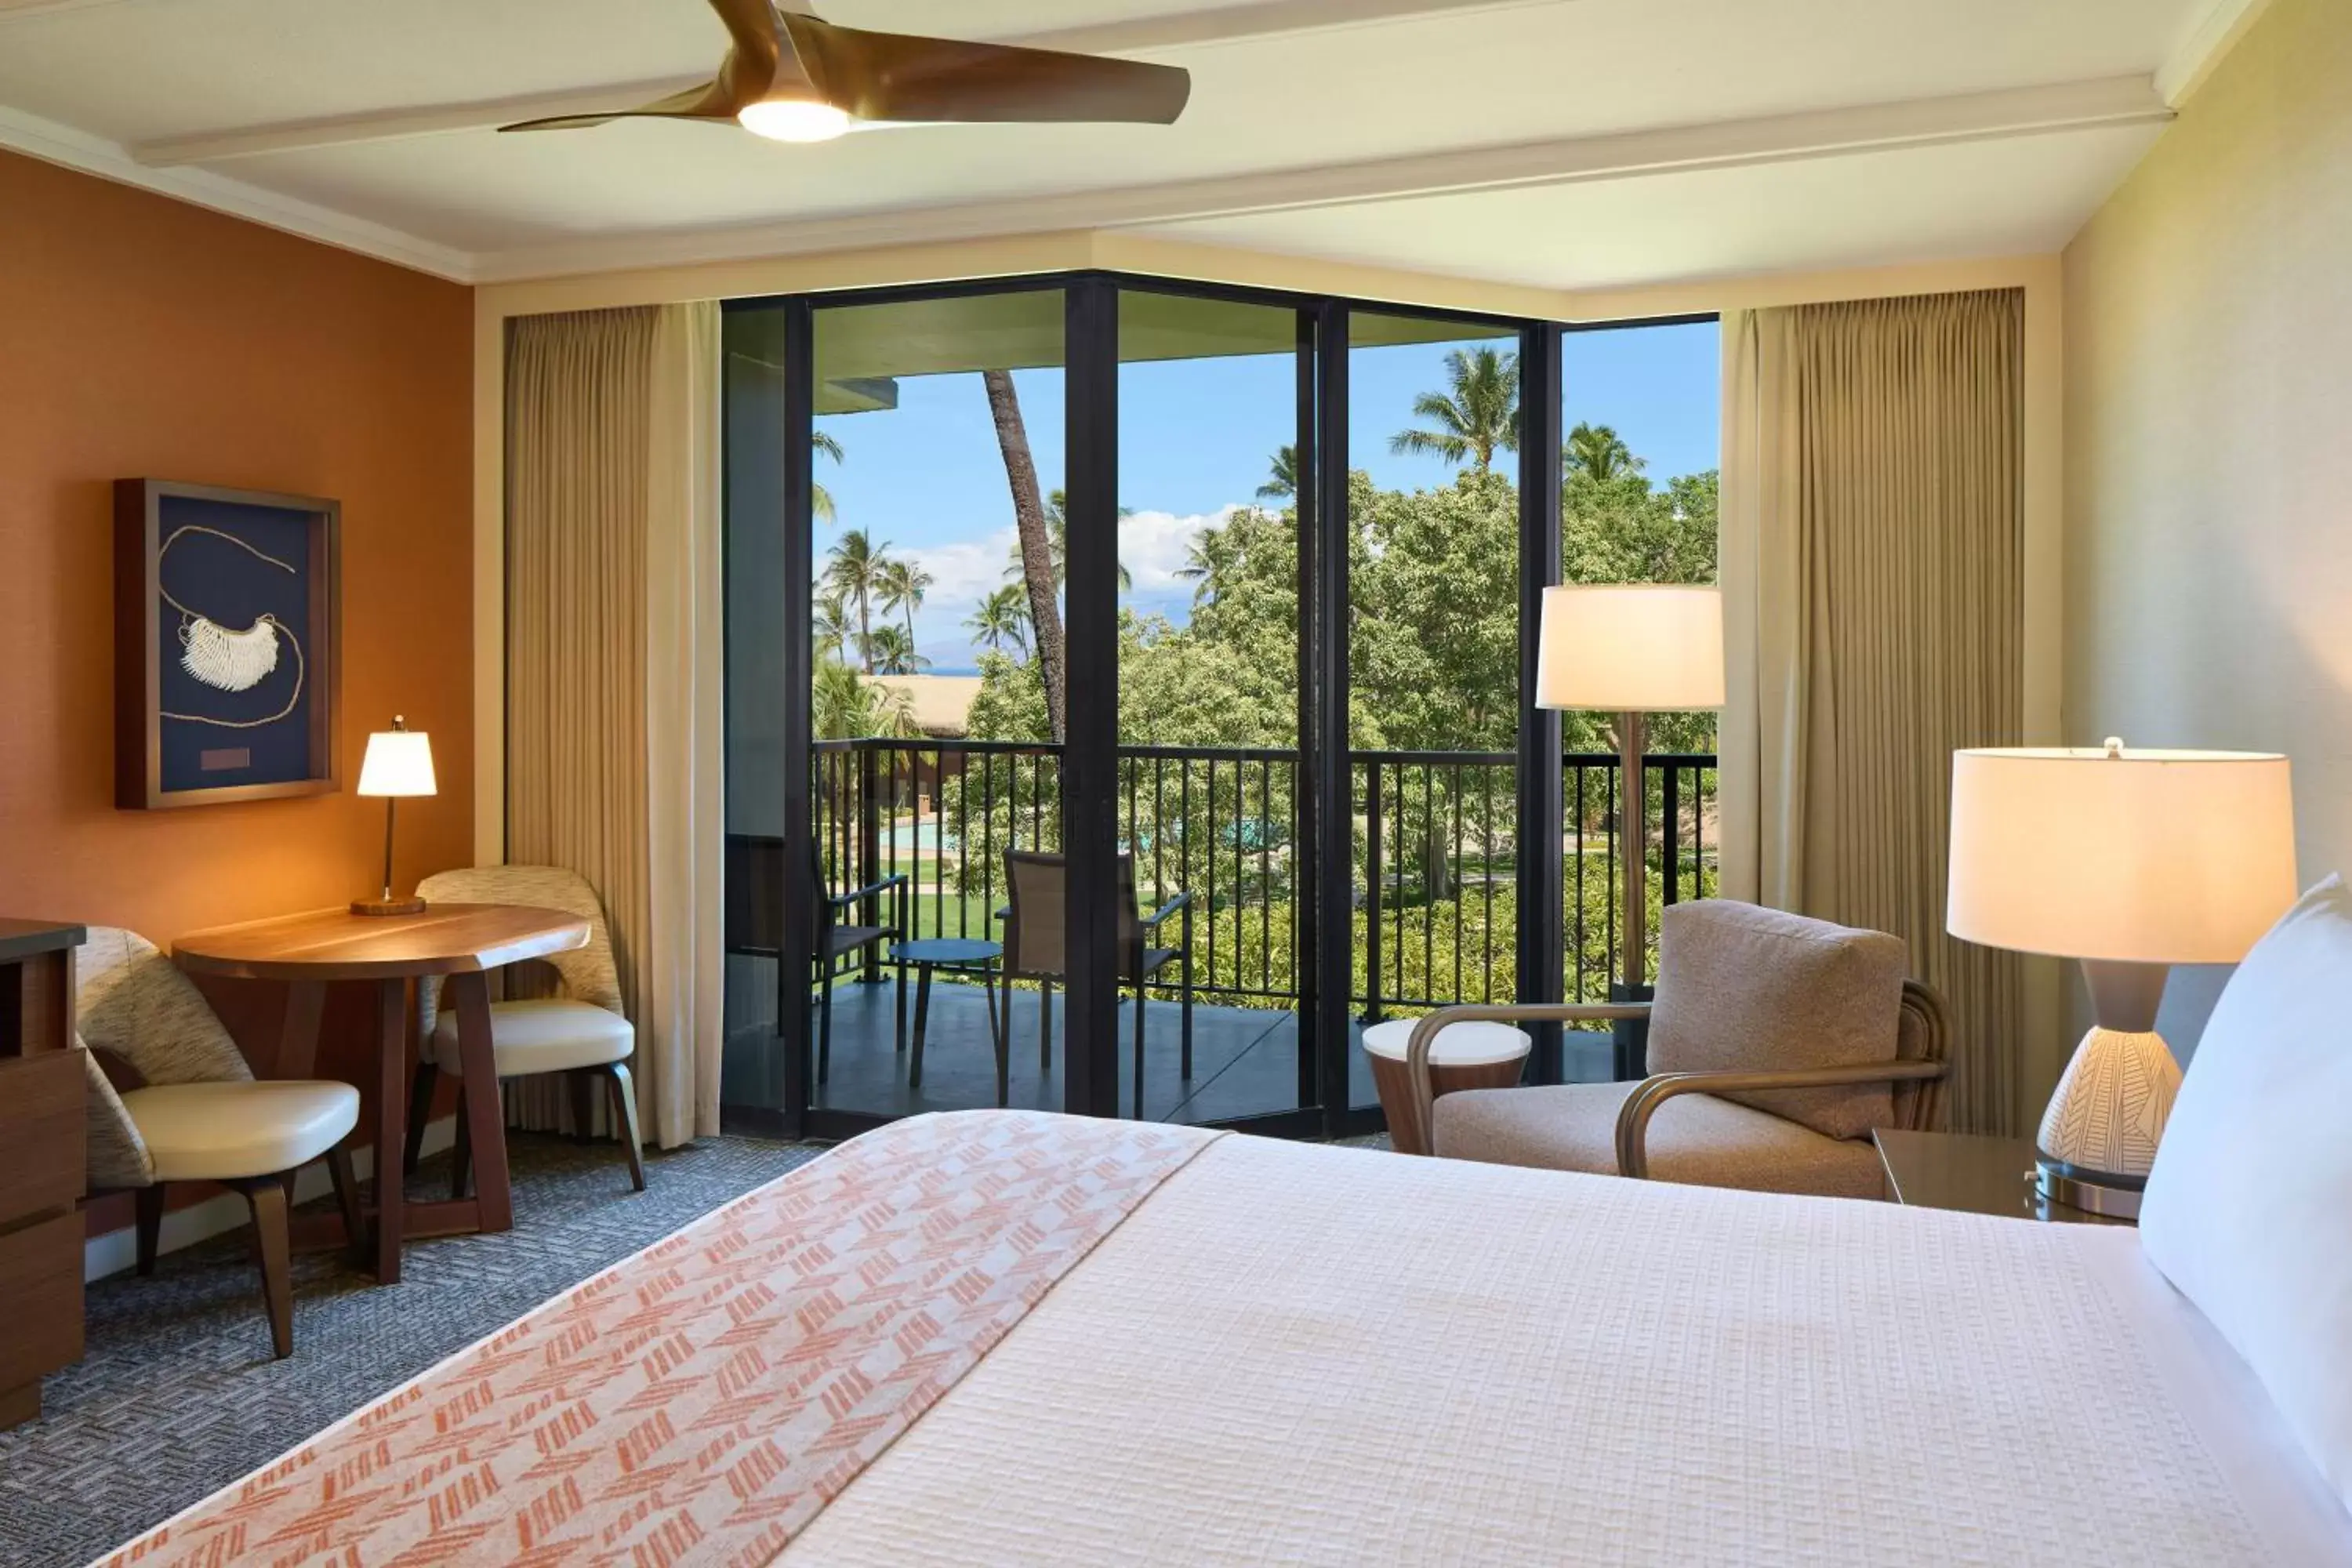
[1873,1128,2131,1226]
[173,904,590,1283]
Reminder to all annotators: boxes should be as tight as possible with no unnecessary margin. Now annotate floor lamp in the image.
[1536,585,1725,1076]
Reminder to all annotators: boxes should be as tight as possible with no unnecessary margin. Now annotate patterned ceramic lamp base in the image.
[2034,1023,2182,1218]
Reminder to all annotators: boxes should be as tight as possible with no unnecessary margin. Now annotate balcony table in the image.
[893,938,1007,1105]
[172,903,591,1283]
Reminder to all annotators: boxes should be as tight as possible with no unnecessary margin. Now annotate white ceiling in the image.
[0,0,2246,289]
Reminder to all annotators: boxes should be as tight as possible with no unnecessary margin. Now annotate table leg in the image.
[446,971,514,1234]
[909,964,934,1088]
[372,978,405,1283]
[278,981,328,1077]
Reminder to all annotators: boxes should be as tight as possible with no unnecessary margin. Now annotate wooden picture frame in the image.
[114,479,341,810]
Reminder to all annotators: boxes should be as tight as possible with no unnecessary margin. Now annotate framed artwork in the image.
[114,479,340,809]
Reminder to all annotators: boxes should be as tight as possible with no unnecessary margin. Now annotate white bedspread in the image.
[788,1128,2351,1566]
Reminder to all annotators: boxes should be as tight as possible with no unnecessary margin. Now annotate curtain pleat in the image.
[1722,290,2025,1134]
[504,303,724,1147]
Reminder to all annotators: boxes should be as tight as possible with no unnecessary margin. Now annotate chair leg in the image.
[235,1175,295,1360]
[1181,967,1195,1080]
[403,1061,437,1175]
[326,1143,367,1269]
[987,967,1007,1109]
[449,1086,473,1202]
[604,1062,647,1193]
[568,1069,597,1143]
[1040,982,1054,1073]
[134,1183,165,1277]
[1132,983,1146,1120]
[818,975,834,1086]
[895,959,908,1053]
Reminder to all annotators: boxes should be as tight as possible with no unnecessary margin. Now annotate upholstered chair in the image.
[77,927,363,1359]
[407,866,644,1194]
[1403,901,1950,1200]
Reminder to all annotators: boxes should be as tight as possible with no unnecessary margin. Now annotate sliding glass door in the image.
[720,272,1713,1142]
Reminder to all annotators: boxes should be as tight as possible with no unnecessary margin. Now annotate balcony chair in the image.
[1000,850,1193,1120]
[76,927,364,1359]
[1399,900,1949,1200]
[407,865,644,1194]
[720,834,908,1086]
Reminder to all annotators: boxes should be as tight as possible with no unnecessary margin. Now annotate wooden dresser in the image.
[0,919,86,1431]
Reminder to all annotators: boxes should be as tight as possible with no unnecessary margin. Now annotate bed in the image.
[96,1107,2350,1567]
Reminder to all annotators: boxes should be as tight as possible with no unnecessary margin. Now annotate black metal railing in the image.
[808,738,1715,1017]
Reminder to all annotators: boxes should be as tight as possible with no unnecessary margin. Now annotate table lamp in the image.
[1947,739,2296,1217]
[1536,584,1725,1071]
[354,717,437,916]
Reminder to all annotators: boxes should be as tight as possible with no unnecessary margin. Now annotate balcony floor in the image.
[725,975,1616,1125]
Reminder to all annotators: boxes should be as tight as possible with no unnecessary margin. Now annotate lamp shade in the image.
[1535,585,1724,712]
[1947,743,2296,964]
[356,728,437,798]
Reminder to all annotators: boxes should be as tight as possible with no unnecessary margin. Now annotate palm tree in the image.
[867,624,930,675]
[813,428,844,524]
[966,583,1031,655]
[983,369,1068,740]
[875,557,933,653]
[811,589,851,659]
[1258,444,1298,499]
[1565,422,1642,483]
[1390,345,1520,474]
[823,528,891,673]
[812,655,920,739]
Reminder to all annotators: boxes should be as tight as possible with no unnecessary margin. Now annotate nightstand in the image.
[1873,1128,2132,1226]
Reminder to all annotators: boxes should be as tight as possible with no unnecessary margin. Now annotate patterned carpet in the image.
[0,1131,826,1568]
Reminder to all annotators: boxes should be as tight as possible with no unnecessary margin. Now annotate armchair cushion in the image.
[1433,1081,1884,1200]
[1647,901,1907,1141]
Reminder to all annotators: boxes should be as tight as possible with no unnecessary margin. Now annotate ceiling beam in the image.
[130,0,1558,167]
[476,74,2172,282]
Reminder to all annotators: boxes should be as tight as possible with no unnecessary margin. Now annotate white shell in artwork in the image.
[180,614,281,692]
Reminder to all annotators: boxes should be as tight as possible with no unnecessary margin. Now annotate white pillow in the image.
[2141,874,2352,1515]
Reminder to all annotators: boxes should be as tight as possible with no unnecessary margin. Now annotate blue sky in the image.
[816,318,1719,671]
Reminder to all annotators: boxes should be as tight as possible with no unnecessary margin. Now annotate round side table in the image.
[1361,1018,1531,1156]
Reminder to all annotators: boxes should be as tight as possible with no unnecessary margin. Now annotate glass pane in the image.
[811,287,1066,1118]
[1113,289,1306,1123]
[1347,313,1522,1112]
[1559,320,1722,1080]
[720,303,790,1122]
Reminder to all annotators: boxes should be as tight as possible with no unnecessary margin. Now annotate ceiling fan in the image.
[499,0,1192,143]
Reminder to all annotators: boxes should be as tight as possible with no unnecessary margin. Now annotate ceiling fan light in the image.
[738,99,852,143]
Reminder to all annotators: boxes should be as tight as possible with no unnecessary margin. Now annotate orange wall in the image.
[0,150,474,1193]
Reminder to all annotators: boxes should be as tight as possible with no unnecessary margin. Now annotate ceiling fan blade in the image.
[500,80,732,133]
[780,14,1190,125]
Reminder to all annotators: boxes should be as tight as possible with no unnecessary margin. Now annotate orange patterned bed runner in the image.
[100,1111,1220,1568]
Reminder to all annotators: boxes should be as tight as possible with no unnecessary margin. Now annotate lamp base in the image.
[2034,1018,2180,1217]
[2034,1158,2147,1219]
[350,897,426,917]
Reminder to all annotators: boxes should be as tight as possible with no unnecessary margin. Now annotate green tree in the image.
[966,583,1031,655]
[822,528,891,673]
[983,370,1068,740]
[813,427,844,524]
[812,655,919,739]
[811,589,851,661]
[867,623,929,675]
[875,556,933,653]
[1258,444,1298,499]
[1389,346,1520,474]
[1564,421,1638,483]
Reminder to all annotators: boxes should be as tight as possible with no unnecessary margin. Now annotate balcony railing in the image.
[807,738,1717,1018]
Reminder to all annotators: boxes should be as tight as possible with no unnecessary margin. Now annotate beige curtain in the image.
[1719,289,2024,1134]
[506,302,724,1148]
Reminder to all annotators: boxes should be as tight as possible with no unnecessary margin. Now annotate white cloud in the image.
[902,526,1018,608]
[1119,503,1250,593]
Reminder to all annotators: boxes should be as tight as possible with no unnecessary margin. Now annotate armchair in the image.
[1403,901,1950,1200]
